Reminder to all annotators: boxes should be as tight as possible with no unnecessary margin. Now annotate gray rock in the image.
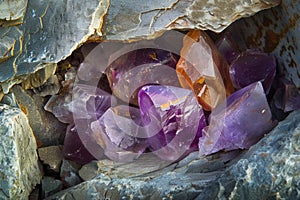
[0,104,41,200]
[48,110,300,200]
[42,176,63,198]
[78,161,98,181]
[60,159,82,187]
[38,146,63,173]
[11,85,66,146]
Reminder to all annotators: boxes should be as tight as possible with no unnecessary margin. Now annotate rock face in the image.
[48,110,300,200]
[11,85,66,146]
[0,104,41,199]
[0,0,280,93]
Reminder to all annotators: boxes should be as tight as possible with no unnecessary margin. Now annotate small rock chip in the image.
[42,176,63,198]
[79,161,99,181]
[0,104,41,199]
[38,146,63,173]
[60,159,82,187]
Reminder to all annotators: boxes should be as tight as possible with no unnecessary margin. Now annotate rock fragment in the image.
[0,104,41,199]
[38,146,63,173]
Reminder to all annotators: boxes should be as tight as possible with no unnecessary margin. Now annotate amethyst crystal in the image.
[91,105,148,162]
[63,124,99,165]
[45,84,116,124]
[105,48,181,105]
[198,81,276,156]
[215,32,240,64]
[229,49,276,94]
[138,85,206,161]
[273,78,300,112]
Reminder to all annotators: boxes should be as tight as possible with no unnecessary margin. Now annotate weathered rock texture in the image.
[47,109,300,200]
[0,104,41,199]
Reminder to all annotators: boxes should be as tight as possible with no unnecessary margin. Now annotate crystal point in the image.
[138,85,206,161]
[176,30,234,111]
[229,49,276,94]
[198,81,276,156]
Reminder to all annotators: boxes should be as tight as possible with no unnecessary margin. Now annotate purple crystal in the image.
[138,85,206,161]
[229,49,276,94]
[105,48,181,105]
[215,32,240,64]
[63,124,99,165]
[198,81,276,156]
[273,78,300,112]
[91,105,148,162]
[45,84,116,123]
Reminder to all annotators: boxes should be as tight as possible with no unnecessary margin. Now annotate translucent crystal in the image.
[91,105,148,162]
[229,49,276,94]
[138,85,206,161]
[198,81,276,156]
[105,48,180,105]
[176,30,234,111]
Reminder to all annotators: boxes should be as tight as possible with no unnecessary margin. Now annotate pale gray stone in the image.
[42,176,63,198]
[60,159,82,187]
[11,85,66,146]
[0,104,41,200]
[38,146,63,173]
[78,161,98,181]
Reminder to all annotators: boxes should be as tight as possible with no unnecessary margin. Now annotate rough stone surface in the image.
[0,0,108,91]
[0,104,41,200]
[78,161,98,181]
[42,176,63,199]
[38,146,63,173]
[48,110,300,200]
[60,159,82,187]
[11,85,66,146]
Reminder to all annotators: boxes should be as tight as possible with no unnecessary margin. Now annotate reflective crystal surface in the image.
[106,48,180,105]
[91,105,148,162]
[138,85,206,161]
[198,81,276,156]
[176,30,234,111]
[229,49,276,94]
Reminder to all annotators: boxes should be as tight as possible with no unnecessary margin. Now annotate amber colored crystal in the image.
[176,30,234,111]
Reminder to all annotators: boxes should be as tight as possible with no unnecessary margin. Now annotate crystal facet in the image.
[176,30,234,111]
[106,48,180,105]
[198,81,276,156]
[63,124,98,165]
[215,32,240,64]
[91,105,148,162]
[229,49,276,94]
[138,85,206,161]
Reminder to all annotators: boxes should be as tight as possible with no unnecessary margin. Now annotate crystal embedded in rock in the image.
[215,32,240,64]
[106,47,181,105]
[198,81,276,156]
[91,105,148,162]
[273,78,300,112]
[176,30,234,111]
[63,124,99,165]
[45,83,116,123]
[229,49,276,94]
[138,85,206,161]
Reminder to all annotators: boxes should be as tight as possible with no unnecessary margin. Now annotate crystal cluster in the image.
[45,28,294,164]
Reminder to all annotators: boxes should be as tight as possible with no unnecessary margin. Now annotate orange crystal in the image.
[176,30,234,111]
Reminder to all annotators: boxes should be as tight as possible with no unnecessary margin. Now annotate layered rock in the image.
[0,104,41,199]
